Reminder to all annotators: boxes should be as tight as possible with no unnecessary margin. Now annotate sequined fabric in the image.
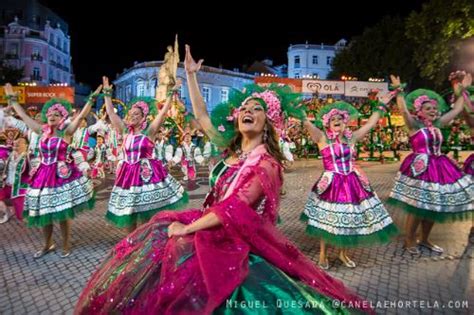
[75,145,371,314]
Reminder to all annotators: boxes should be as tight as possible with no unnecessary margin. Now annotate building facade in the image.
[0,0,72,86]
[287,39,347,79]
[113,61,255,112]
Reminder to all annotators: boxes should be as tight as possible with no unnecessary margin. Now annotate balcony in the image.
[27,33,46,41]
[31,54,43,61]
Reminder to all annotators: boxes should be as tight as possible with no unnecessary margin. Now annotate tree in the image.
[328,16,419,84]
[406,0,474,89]
[0,62,24,85]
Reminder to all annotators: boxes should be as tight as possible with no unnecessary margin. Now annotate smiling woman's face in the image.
[329,114,346,132]
[237,99,266,136]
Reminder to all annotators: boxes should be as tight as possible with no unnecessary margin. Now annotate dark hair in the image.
[228,118,285,164]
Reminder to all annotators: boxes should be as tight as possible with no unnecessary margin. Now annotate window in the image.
[126,85,132,101]
[294,55,300,68]
[150,78,157,97]
[9,43,18,55]
[64,42,68,53]
[57,56,61,66]
[312,55,318,64]
[32,47,40,56]
[327,56,332,65]
[58,38,62,49]
[202,87,211,103]
[294,73,300,79]
[50,33,54,44]
[220,88,229,102]
[32,67,40,78]
[136,80,145,96]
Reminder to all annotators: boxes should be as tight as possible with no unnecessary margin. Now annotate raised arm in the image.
[302,119,325,144]
[438,73,472,127]
[352,93,394,142]
[390,75,417,131]
[65,84,102,135]
[102,76,126,132]
[148,81,181,140]
[3,84,42,133]
[184,45,223,145]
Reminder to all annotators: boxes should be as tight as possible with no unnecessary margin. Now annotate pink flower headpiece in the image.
[413,95,437,113]
[43,103,69,136]
[125,101,151,132]
[322,109,349,127]
[46,103,69,118]
[132,101,150,117]
[230,90,285,131]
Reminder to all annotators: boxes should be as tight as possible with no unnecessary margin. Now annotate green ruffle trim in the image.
[24,193,96,227]
[105,192,189,228]
[387,198,473,223]
[300,213,399,248]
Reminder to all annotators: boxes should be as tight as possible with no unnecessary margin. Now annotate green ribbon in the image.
[11,154,26,198]
[209,159,228,188]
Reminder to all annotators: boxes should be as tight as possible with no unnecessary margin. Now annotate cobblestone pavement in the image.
[1,155,473,314]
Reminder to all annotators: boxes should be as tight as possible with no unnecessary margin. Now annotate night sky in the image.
[39,0,428,86]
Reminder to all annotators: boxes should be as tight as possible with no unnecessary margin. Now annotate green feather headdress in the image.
[209,83,304,147]
[405,89,449,114]
[315,101,360,129]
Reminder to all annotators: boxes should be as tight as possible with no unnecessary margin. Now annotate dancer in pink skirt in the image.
[101,76,187,232]
[3,83,100,258]
[388,74,474,254]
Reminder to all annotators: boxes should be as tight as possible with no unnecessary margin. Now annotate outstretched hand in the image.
[102,76,113,90]
[3,83,17,97]
[389,75,401,87]
[184,45,204,74]
[461,73,472,88]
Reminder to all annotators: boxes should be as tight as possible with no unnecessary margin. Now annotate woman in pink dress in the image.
[101,77,187,232]
[3,83,100,258]
[388,74,474,254]
[300,98,398,269]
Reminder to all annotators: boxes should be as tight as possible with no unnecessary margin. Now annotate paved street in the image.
[1,156,473,314]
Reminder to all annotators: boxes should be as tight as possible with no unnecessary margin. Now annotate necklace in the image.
[236,149,252,161]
